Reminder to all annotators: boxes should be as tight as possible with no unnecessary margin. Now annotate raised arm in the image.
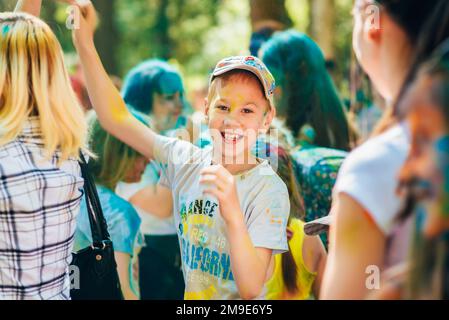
[72,2,157,160]
[15,0,75,16]
[15,0,43,15]
[14,0,157,159]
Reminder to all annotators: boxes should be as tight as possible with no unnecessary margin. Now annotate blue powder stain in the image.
[1,25,11,35]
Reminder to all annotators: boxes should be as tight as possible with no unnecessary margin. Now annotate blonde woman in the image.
[0,3,88,299]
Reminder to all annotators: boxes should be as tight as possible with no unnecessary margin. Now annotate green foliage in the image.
[333,0,354,98]
[286,0,310,31]
[2,0,354,101]
[115,0,250,92]
[285,0,353,98]
[0,0,16,12]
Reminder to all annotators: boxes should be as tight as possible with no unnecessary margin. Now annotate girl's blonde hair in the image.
[86,110,150,190]
[0,12,87,161]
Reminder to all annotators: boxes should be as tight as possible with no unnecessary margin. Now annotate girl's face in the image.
[402,75,449,238]
[152,92,183,132]
[352,0,411,101]
[205,77,273,162]
[123,156,149,183]
[352,0,382,91]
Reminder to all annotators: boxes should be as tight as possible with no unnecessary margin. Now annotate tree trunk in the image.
[92,0,119,75]
[153,0,171,60]
[249,0,292,32]
[308,0,336,61]
[41,1,56,27]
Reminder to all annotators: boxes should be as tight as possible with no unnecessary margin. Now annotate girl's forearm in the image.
[226,217,270,300]
[114,251,139,300]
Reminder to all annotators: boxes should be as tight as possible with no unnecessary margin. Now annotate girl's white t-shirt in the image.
[333,123,410,235]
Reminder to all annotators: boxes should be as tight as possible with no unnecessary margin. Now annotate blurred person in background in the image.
[259,143,327,300]
[369,40,449,300]
[117,59,190,299]
[74,112,149,300]
[260,30,351,247]
[321,0,449,299]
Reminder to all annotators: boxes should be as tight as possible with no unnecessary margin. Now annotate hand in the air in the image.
[70,0,98,48]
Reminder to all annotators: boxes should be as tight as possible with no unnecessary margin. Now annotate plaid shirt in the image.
[0,117,84,300]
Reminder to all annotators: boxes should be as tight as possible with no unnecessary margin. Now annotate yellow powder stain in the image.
[182,222,189,234]
[188,215,214,227]
[111,105,130,123]
[184,285,217,300]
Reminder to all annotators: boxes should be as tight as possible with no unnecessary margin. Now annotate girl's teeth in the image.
[224,133,242,140]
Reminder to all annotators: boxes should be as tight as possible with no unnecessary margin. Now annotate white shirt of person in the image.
[334,123,411,235]
[153,135,289,300]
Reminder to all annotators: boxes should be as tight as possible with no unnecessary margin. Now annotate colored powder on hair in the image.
[1,25,11,35]
[435,135,449,217]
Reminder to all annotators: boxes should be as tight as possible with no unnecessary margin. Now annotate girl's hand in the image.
[200,165,243,226]
[71,0,98,49]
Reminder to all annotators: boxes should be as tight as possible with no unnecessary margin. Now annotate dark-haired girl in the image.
[260,31,351,247]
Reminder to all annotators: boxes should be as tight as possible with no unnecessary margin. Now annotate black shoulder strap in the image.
[79,152,111,246]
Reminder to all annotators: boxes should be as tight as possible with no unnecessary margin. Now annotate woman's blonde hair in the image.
[0,12,87,161]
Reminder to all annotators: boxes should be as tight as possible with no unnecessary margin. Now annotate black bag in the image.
[70,153,123,300]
